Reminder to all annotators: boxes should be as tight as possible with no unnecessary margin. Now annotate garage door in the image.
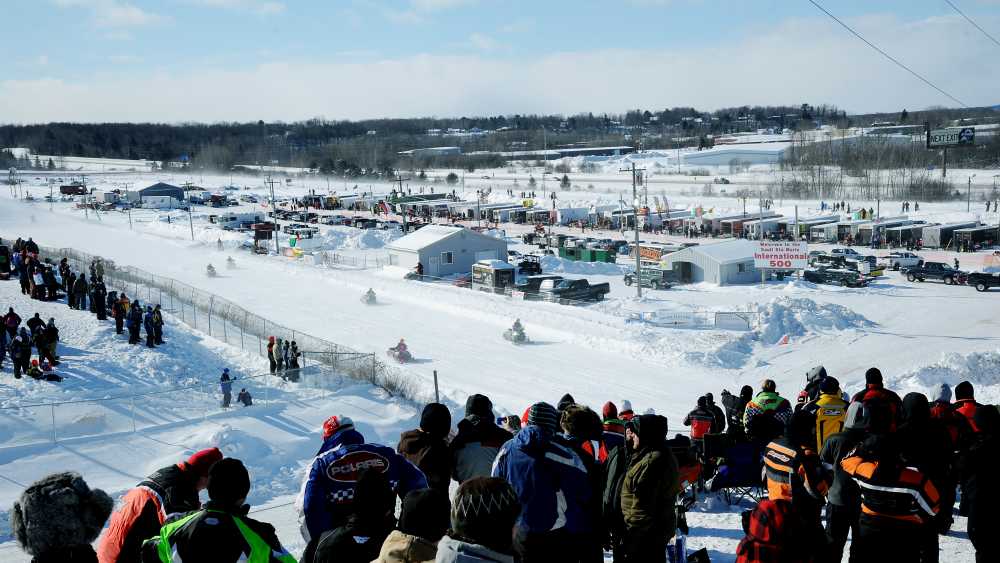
[475,250,497,261]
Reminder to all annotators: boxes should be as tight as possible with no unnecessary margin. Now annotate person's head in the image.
[620,399,633,413]
[526,402,560,436]
[11,472,113,558]
[820,376,840,396]
[865,367,883,386]
[464,394,494,420]
[955,381,974,401]
[556,393,575,412]
[761,379,776,393]
[901,392,930,426]
[450,477,520,554]
[420,402,452,440]
[705,392,715,405]
[268,336,275,343]
[398,488,451,542]
[185,447,223,491]
[740,385,753,402]
[786,410,816,448]
[626,414,668,451]
[602,401,618,421]
[806,365,827,383]
[559,405,602,441]
[934,383,952,403]
[352,469,396,523]
[33,313,39,319]
[207,458,251,508]
[696,396,707,408]
[322,415,355,440]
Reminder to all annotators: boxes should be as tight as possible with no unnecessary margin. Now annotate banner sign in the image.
[753,241,809,270]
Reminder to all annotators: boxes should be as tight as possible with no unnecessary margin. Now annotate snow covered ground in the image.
[0,169,993,561]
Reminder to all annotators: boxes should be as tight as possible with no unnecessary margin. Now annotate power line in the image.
[807,0,969,108]
[945,0,1000,50]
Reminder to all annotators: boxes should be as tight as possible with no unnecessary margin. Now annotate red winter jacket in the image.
[954,399,981,433]
[736,499,816,563]
[851,384,902,431]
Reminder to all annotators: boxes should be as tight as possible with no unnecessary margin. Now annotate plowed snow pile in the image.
[757,297,874,345]
[891,350,1000,404]
[318,226,401,250]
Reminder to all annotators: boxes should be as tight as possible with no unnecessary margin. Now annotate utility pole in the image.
[621,163,646,299]
[187,204,194,240]
[395,175,410,232]
[968,175,976,213]
[265,176,279,253]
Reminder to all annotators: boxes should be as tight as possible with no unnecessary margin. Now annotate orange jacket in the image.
[97,484,166,563]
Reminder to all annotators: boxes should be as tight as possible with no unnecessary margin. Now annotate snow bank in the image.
[892,350,1000,404]
[757,297,874,345]
[317,226,401,250]
[540,255,628,275]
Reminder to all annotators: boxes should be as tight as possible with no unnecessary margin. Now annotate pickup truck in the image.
[882,252,922,271]
[967,272,1000,292]
[540,278,611,303]
[902,262,967,285]
[511,275,564,299]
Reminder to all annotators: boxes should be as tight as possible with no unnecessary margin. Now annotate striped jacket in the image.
[840,456,940,524]
[763,438,830,505]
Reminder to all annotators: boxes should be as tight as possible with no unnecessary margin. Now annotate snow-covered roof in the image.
[685,240,757,265]
[476,259,514,269]
[387,225,504,253]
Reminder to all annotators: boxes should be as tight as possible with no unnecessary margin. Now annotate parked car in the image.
[516,255,543,276]
[967,271,1000,292]
[624,268,673,290]
[539,278,611,303]
[804,268,869,288]
[902,262,968,285]
[882,251,922,271]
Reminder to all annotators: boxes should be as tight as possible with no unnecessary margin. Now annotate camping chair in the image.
[667,435,702,507]
[709,441,765,506]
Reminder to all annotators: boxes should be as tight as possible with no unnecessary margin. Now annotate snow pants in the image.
[825,503,860,563]
[222,392,231,408]
[154,325,163,345]
[115,317,124,334]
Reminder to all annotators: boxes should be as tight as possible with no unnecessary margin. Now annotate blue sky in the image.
[2,0,999,122]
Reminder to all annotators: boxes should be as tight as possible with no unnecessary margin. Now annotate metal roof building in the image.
[659,239,760,285]
[386,225,508,278]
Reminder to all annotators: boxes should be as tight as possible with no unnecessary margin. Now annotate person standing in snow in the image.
[288,341,300,370]
[282,340,290,371]
[143,306,156,348]
[127,300,143,345]
[274,337,284,372]
[66,272,77,308]
[73,273,89,311]
[4,307,21,339]
[266,336,277,374]
[220,368,233,408]
[92,277,107,321]
[151,305,164,345]
[112,294,128,335]
[43,318,59,362]
[9,329,31,379]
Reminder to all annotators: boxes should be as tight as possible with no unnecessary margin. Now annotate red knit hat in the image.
[322,415,354,440]
[602,401,618,420]
[186,448,223,477]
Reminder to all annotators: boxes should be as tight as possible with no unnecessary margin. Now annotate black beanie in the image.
[465,394,493,419]
[208,458,251,507]
[420,403,452,439]
[557,393,576,412]
[955,381,974,401]
[398,488,451,541]
[820,376,840,394]
[865,368,883,385]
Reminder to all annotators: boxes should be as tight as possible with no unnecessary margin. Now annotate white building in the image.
[386,225,508,278]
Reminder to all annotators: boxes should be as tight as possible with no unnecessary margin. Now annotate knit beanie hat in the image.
[934,383,952,403]
[865,368,883,385]
[556,393,576,412]
[527,402,559,434]
[464,394,494,419]
[820,376,840,395]
[398,488,451,541]
[602,401,618,420]
[451,477,520,553]
[11,472,113,557]
[186,447,223,477]
[207,458,251,507]
[620,399,633,413]
[955,381,974,401]
[420,403,452,440]
[322,415,354,440]
[761,379,776,392]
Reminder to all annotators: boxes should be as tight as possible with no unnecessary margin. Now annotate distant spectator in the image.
[12,472,113,563]
[236,388,252,407]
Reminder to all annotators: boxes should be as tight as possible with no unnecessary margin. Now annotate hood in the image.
[318,427,365,455]
[513,425,550,456]
[901,392,930,426]
[632,414,667,447]
[435,535,513,563]
[398,429,437,456]
[556,393,575,412]
[376,530,438,563]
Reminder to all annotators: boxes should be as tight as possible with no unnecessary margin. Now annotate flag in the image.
[777,334,790,345]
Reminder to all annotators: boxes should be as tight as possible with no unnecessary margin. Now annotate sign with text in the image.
[753,241,809,270]
[927,127,975,149]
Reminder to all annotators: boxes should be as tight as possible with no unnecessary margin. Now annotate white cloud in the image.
[53,0,168,28]
[411,0,476,10]
[468,32,498,51]
[2,14,996,123]
[185,0,286,15]
[36,55,50,66]
[385,0,476,25]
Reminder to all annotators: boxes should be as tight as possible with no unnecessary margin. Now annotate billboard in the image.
[927,127,975,149]
[753,241,809,270]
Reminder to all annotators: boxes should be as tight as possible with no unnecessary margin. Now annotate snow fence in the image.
[33,244,416,403]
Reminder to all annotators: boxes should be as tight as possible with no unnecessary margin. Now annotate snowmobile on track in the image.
[226,256,236,269]
[206,264,217,277]
[387,339,412,363]
[361,288,377,305]
[503,320,528,344]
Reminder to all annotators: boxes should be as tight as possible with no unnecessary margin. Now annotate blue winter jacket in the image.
[299,427,428,541]
[219,378,233,394]
[491,425,592,536]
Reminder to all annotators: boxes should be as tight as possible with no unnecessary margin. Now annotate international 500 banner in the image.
[753,241,809,270]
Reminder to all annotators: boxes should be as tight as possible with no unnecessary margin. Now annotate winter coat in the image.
[735,499,815,563]
[956,428,1000,547]
[450,417,512,484]
[127,306,143,328]
[841,448,939,526]
[98,464,203,563]
[112,301,126,320]
[398,429,452,492]
[139,502,295,563]
[954,399,982,433]
[620,437,679,545]
[850,383,903,431]
[143,312,155,333]
[930,400,972,450]
[433,536,513,563]
[763,437,829,512]
[682,406,716,440]
[5,311,22,330]
[73,277,89,296]
[743,391,792,444]
[43,323,60,346]
[10,336,31,361]
[312,514,394,563]
[802,392,848,452]
[818,429,864,507]
[151,309,163,328]
[707,402,726,434]
[373,529,438,563]
[298,427,428,541]
[220,379,233,395]
[491,425,591,536]
[898,393,953,487]
[26,316,44,334]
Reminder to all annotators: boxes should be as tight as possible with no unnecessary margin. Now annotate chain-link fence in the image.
[314,251,391,270]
